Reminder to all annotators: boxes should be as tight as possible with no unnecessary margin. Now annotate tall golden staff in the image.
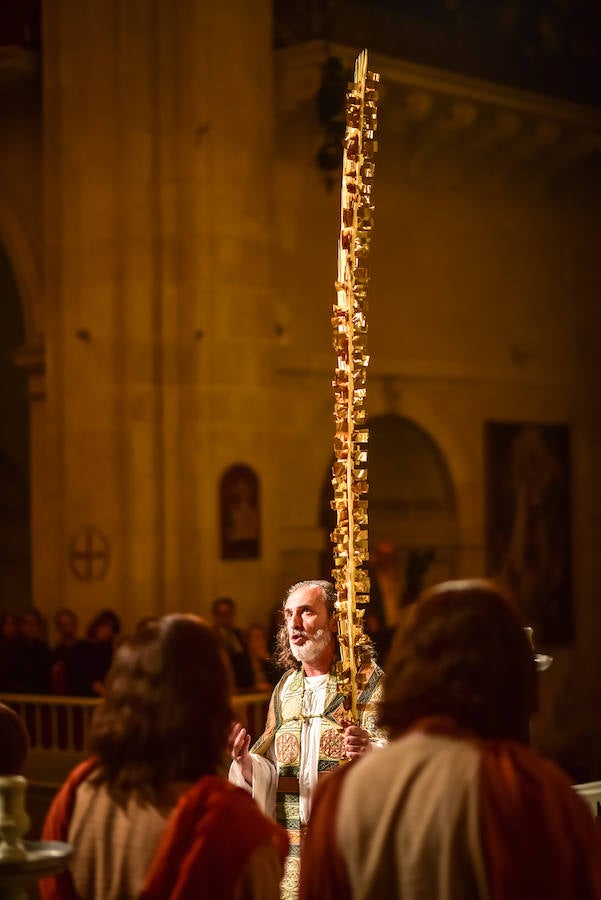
[331,50,380,723]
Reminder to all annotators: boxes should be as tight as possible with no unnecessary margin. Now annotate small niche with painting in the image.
[220,464,261,560]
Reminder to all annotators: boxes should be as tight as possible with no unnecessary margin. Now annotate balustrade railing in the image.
[0,691,270,785]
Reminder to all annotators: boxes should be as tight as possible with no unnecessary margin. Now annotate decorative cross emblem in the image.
[68,526,110,582]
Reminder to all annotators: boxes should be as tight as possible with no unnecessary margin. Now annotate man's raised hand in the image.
[229,721,253,785]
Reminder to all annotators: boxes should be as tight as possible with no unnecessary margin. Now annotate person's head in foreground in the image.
[379,577,538,743]
[89,613,232,802]
[41,614,288,900]
[0,703,29,774]
[299,579,601,900]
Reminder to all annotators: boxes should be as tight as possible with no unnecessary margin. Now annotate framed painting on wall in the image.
[484,421,572,645]
[220,464,261,560]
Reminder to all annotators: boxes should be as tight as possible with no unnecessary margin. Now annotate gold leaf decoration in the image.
[331,50,380,722]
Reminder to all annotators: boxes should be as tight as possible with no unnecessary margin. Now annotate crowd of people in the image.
[211,596,280,693]
[1,577,601,899]
[0,607,122,696]
[0,599,280,698]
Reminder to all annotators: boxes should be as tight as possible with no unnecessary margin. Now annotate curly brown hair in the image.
[273,579,376,672]
[378,579,538,744]
[89,614,232,806]
[272,580,338,671]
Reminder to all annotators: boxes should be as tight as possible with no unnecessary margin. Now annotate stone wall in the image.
[0,10,600,774]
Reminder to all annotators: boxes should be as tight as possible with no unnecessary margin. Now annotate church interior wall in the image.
[0,57,43,614]
[272,45,601,763]
[0,4,599,774]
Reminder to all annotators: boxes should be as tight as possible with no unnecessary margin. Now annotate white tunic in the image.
[229,671,328,825]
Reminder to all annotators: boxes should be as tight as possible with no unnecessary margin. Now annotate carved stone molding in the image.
[277,41,601,199]
[383,82,601,196]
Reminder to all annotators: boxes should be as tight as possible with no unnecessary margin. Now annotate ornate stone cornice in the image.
[277,40,601,198]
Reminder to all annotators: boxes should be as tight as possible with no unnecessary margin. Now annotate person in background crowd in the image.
[51,608,84,694]
[58,608,121,697]
[14,609,52,694]
[246,623,279,691]
[53,608,80,648]
[21,606,48,641]
[0,702,29,774]
[87,608,121,646]
[40,614,288,900]
[212,597,254,692]
[300,579,601,900]
[85,608,121,696]
[229,579,385,900]
[0,611,18,640]
[0,611,20,692]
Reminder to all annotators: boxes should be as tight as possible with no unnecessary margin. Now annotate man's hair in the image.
[53,607,78,627]
[212,596,235,615]
[90,614,232,805]
[274,580,337,671]
[378,579,538,744]
[286,580,337,615]
[87,608,121,639]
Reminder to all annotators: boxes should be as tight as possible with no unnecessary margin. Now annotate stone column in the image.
[41,0,277,628]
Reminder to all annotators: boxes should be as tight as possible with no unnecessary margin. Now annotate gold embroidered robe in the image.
[250,660,385,900]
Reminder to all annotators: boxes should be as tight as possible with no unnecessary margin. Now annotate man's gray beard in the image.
[290,627,333,664]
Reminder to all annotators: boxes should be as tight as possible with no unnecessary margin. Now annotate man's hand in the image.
[229,721,253,785]
[343,724,371,760]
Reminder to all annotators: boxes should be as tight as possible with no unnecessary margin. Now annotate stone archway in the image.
[0,192,42,344]
[0,242,31,611]
[0,187,46,613]
[319,413,459,611]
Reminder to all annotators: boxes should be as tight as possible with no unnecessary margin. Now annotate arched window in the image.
[319,414,458,617]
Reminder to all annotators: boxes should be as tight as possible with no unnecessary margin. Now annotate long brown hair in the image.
[90,614,232,805]
[273,580,337,671]
[378,579,538,744]
[273,579,374,672]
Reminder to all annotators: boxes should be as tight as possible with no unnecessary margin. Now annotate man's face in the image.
[284,585,336,664]
[213,603,235,630]
[56,613,77,641]
[1,616,17,640]
[19,613,40,641]
[93,621,115,643]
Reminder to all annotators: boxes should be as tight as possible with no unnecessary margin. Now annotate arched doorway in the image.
[319,413,458,617]
[0,242,31,612]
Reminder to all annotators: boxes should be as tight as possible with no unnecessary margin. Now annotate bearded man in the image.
[229,579,385,900]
